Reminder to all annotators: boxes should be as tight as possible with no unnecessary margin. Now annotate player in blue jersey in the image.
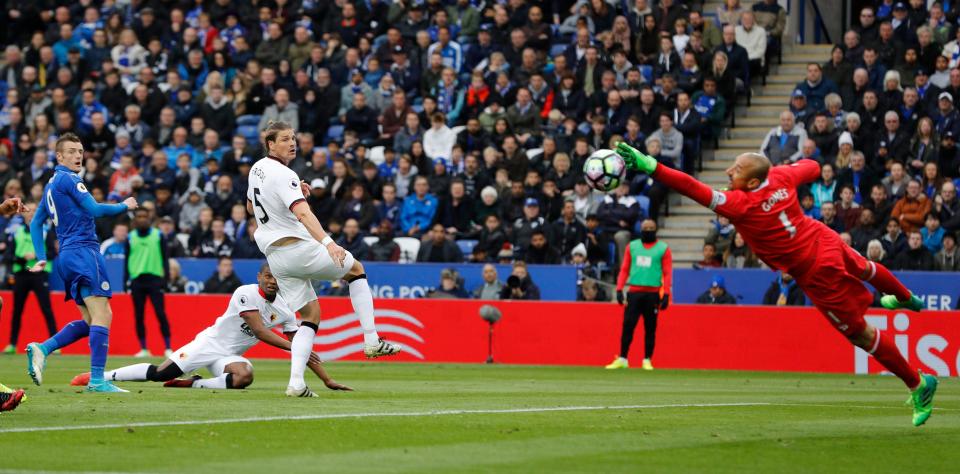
[24,133,138,393]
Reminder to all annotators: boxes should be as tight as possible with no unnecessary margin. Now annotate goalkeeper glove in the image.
[615,142,658,175]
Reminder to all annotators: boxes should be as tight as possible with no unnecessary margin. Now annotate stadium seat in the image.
[363,236,379,246]
[639,65,653,84]
[456,240,478,258]
[176,233,190,252]
[525,148,543,159]
[236,115,261,127]
[324,125,345,143]
[549,43,567,58]
[635,195,651,220]
[237,125,260,146]
[394,237,421,263]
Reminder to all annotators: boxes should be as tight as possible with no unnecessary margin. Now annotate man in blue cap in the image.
[695,275,737,304]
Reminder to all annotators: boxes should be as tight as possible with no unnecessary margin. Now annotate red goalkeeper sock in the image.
[869,329,921,390]
[865,261,912,302]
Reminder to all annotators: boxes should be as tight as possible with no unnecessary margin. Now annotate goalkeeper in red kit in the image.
[615,143,938,426]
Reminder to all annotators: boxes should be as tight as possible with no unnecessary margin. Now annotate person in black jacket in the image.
[3,203,57,354]
[202,257,243,294]
[695,275,738,304]
[499,261,541,300]
[438,179,478,239]
[416,223,464,263]
[762,272,806,306]
[231,217,266,260]
[524,229,561,264]
[673,92,703,175]
[549,199,587,262]
[891,231,937,271]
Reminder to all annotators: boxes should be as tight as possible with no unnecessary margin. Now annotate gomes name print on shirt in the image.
[761,188,790,212]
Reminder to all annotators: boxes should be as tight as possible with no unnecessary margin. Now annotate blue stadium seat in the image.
[237,125,260,146]
[639,65,653,84]
[549,43,567,58]
[324,124,344,143]
[236,114,261,127]
[456,240,478,258]
[607,242,617,269]
[635,195,651,221]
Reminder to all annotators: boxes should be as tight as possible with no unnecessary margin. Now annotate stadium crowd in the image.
[695,0,960,275]
[0,0,955,301]
[0,0,763,283]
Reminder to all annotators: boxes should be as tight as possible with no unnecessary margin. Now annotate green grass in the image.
[0,356,957,473]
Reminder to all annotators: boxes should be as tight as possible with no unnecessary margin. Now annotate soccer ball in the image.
[583,149,626,192]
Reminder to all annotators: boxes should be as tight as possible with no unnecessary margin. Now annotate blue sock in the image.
[89,325,110,383]
[40,320,90,355]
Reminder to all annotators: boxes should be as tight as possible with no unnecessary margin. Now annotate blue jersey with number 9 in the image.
[37,165,101,252]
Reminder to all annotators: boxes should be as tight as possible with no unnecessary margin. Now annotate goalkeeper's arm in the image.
[615,142,716,209]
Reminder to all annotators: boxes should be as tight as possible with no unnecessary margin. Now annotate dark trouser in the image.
[646,182,670,221]
[131,276,172,349]
[8,271,57,345]
[620,292,660,359]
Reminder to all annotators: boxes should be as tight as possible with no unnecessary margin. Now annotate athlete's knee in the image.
[346,260,365,280]
[846,326,876,349]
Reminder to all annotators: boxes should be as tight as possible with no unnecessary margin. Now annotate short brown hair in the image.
[262,121,294,149]
[55,133,82,153]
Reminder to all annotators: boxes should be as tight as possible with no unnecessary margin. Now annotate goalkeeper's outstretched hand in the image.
[615,142,658,175]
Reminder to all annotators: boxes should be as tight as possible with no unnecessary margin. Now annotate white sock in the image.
[349,278,380,345]
[106,363,151,382]
[192,374,229,389]
[288,325,316,389]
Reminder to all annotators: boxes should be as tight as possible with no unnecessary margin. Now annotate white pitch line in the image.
[0,402,766,434]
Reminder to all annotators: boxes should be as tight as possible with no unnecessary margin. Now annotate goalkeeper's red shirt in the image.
[654,159,823,274]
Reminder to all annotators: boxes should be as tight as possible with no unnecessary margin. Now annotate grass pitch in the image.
[0,356,957,473]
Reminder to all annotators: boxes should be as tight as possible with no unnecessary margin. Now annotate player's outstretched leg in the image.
[851,326,937,426]
[345,262,401,358]
[169,362,253,390]
[848,257,923,311]
[26,319,91,385]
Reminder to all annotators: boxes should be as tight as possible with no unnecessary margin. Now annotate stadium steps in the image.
[660,43,834,267]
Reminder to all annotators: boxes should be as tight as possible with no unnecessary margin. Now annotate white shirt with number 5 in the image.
[247,157,313,253]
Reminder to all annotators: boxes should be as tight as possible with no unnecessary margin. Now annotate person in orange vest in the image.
[606,219,672,370]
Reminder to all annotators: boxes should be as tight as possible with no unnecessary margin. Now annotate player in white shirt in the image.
[248,121,399,397]
[69,263,352,392]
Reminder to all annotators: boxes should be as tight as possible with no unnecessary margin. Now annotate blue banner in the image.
[671,268,959,310]
[49,259,579,301]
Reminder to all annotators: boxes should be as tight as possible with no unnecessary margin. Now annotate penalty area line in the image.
[0,402,767,434]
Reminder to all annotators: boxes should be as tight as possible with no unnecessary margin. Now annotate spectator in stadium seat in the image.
[197,217,234,259]
[892,231,936,271]
[258,89,299,132]
[649,113,683,168]
[525,229,560,265]
[695,275,736,304]
[691,77,726,140]
[499,261,540,301]
[808,113,839,162]
[417,223,463,263]
[550,199,587,262]
[788,89,815,129]
[202,257,242,294]
[205,175,239,219]
[881,217,909,258]
[512,197,547,256]
[835,185,863,231]
[369,220,401,262]
[760,111,807,165]
[921,212,945,254]
[723,232,760,269]
[705,215,736,255]
[231,217,264,260]
[811,163,837,210]
[796,63,840,112]
[431,268,470,299]
[824,45,853,92]
[693,242,723,269]
[837,151,879,204]
[597,182,639,267]
[935,181,960,232]
[735,12,767,81]
[820,202,845,233]
[850,208,882,254]
[578,278,608,302]
[762,272,806,306]
[337,218,369,261]
[935,233,960,271]
[424,112,458,160]
[892,180,932,233]
[399,176,438,237]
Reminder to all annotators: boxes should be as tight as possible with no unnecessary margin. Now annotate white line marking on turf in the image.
[0,403,766,434]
